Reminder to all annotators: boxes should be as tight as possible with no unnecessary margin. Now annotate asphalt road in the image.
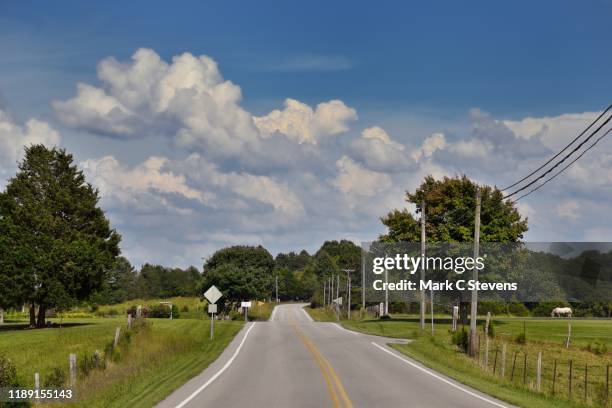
[157,304,510,408]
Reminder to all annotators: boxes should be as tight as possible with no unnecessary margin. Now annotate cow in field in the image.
[551,307,572,318]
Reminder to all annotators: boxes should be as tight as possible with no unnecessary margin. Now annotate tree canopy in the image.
[380,175,528,243]
[0,145,121,326]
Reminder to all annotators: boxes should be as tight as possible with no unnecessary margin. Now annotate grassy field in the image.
[0,317,243,407]
[308,308,612,408]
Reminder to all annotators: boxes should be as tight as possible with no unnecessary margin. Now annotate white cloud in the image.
[504,111,601,149]
[0,109,60,173]
[254,98,357,144]
[411,132,446,161]
[350,126,411,172]
[556,200,580,219]
[54,49,357,166]
[81,155,212,209]
[330,155,391,197]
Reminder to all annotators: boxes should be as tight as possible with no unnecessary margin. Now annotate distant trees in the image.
[0,145,121,327]
[200,246,275,306]
[91,259,201,304]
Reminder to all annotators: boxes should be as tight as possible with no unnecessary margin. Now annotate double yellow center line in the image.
[289,318,353,408]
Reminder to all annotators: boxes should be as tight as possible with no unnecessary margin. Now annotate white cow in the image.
[551,307,572,318]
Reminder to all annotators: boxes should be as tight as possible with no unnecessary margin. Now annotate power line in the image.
[501,104,612,191]
[511,126,612,203]
[503,112,612,199]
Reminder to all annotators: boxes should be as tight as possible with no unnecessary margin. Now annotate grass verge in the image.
[0,317,243,407]
[308,309,611,408]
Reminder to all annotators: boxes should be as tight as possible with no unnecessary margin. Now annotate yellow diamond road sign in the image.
[204,285,222,304]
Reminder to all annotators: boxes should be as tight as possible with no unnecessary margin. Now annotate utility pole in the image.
[275,275,279,302]
[420,199,426,330]
[331,275,334,307]
[384,264,389,315]
[361,250,366,312]
[343,269,354,319]
[469,188,481,357]
[323,281,326,307]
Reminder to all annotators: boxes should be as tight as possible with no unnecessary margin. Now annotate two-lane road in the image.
[157,304,510,408]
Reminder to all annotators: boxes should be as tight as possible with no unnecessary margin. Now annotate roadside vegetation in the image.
[311,311,611,408]
[0,316,243,407]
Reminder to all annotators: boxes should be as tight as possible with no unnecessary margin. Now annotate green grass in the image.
[247,301,276,321]
[0,317,243,407]
[309,309,612,408]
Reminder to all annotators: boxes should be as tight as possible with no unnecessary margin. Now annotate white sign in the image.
[208,304,217,314]
[204,285,223,304]
[241,301,252,308]
[333,297,343,306]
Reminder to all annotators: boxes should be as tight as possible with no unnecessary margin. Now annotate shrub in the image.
[107,308,119,316]
[379,314,391,321]
[586,342,608,356]
[229,310,243,320]
[514,332,526,344]
[146,304,180,318]
[44,367,67,387]
[452,327,469,352]
[79,350,106,376]
[181,305,189,312]
[507,302,530,317]
[0,354,19,388]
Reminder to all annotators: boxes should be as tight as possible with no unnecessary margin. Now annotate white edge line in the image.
[270,305,278,321]
[174,322,257,408]
[301,307,314,322]
[371,342,508,408]
[332,323,359,336]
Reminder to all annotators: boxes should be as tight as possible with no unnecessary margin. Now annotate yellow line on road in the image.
[289,315,353,408]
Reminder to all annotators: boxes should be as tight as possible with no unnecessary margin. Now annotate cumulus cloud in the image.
[330,155,391,197]
[411,132,446,161]
[254,98,357,144]
[0,109,60,178]
[503,111,602,149]
[53,49,357,167]
[349,126,411,172]
[81,155,212,208]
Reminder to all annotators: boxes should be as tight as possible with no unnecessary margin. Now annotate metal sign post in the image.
[204,286,223,340]
[241,301,252,322]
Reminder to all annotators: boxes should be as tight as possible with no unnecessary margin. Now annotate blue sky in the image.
[1,1,611,267]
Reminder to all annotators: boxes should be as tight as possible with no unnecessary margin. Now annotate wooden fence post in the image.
[500,344,506,378]
[114,327,121,348]
[485,336,490,371]
[493,347,499,374]
[606,365,609,405]
[552,359,557,395]
[565,323,571,348]
[69,353,76,387]
[34,372,40,403]
[536,351,542,391]
[511,351,518,381]
[569,359,573,399]
[523,353,527,386]
[584,364,588,401]
[127,314,132,330]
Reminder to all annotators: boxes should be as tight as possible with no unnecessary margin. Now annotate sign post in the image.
[241,301,252,322]
[204,285,223,340]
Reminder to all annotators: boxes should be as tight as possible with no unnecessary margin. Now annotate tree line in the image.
[1,145,609,327]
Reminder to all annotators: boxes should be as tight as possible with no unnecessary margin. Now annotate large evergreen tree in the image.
[0,145,121,326]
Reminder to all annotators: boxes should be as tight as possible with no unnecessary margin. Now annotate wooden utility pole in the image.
[469,188,481,357]
[361,248,366,312]
[420,199,426,330]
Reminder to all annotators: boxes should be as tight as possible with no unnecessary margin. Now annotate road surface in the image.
[157,303,510,408]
